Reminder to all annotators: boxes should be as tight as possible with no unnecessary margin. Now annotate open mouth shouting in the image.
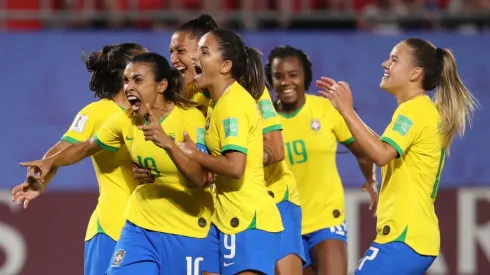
[176,66,187,77]
[193,63,203,80]
[126,92,142,114]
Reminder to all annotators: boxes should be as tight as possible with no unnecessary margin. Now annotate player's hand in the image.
[19,158,53,184]
[316,77,354,115]
[178,131,197,156]
[132,163,155,184]
[138,103,174,149]
[362,181,379,217]
[11,177,45,209]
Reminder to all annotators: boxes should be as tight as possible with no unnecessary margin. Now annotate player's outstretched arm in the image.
[20,138,103,184]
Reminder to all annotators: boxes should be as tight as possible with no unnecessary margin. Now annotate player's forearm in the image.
[342,110,389,166]
[347,141,377,184]
[193,152,244,180]
[263,131,285,166]
[165,144,207,188]
[49,139,100,168]
[357,155,377,184]
[37,141,71,187]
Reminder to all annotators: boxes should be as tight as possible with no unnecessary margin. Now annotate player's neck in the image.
[279,95,306,114]
[113,91,130,109]
[151,98,175,121]
[209,79,235,103]
[395,88,425,105]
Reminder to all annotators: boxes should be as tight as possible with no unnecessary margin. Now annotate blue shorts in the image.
[277,201,305,263]
[107,221,206,275]
[202,224,281,275]
[84,233,117,275]
[355,242,436,275]
[302,222,347,267]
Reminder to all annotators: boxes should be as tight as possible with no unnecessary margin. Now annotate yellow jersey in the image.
[258,88,301,205]
[279,94,354,234]
[94,105,214,238]
[377,95,442,256]
[204,81,283,235]
[61,99,137,241]
[188,83,211,116]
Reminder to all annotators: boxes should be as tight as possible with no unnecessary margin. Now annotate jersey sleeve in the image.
[184,110,209,154]
[380,105,417,157]
[216,104,249,155]
[60,104,97,144]
[93,113,124,152]
[258,87,283,134]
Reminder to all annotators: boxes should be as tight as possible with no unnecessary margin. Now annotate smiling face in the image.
[270,55,306,105]
[123,62,167,117]
[169,31,199,86]
[380,42,419,95]
[192,32,230,89]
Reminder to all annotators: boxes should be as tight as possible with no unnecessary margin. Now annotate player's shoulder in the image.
[180,105,206,121]
[305,94,339,119]
[307,94,333,108]
[218,82,255,110]
[79,99,121,115]
[258,86,273,102]
[397,95,439,121]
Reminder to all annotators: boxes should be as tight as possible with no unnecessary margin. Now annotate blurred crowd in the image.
[2,0,490,32]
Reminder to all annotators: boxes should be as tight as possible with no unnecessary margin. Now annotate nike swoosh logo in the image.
[125,136,134,140]
[223,262,235,267]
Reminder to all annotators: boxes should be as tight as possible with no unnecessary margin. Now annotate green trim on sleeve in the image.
[221,144,248,155]
[340,137,355,145]
[380,136,403,157]
[60,136,80,144]
[94,134,119,152]
[263,124,283,134]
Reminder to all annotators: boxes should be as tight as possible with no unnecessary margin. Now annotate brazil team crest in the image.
[311,119,321,131]
[112,249,126,267]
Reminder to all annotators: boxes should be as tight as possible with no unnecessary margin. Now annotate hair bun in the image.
[85,51,109,72]
[197,14,219,30]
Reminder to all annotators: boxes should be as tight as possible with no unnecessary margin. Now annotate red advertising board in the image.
[0,188,488,275]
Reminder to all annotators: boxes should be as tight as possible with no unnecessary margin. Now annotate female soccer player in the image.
[317,38,478,274]
[184,29,284,275]
[265,45,378,275]
[132,14,219,183]
[12,43,146,275]
[18,53,214,275]
[136,16,305,274]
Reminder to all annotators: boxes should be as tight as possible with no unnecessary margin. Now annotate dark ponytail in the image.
[240,47,265,100]
[131,53,196,110]
[210,29,266,100]
[82,43,147,99]
[166,67,196,109]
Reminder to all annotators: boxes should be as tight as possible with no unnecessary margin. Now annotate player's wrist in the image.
[341,108,357,119]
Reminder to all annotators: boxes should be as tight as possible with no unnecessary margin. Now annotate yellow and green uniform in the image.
[94,106,214,237]
[61,99,137,241]
[204,81,283,235]
[377,95,442,256]
[279,94,354,234]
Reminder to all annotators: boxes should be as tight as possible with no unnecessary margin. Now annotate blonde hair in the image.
[404,38,479,153]
[435,49,479,152]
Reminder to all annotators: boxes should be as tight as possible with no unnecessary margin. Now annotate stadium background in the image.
[0,0,489,274]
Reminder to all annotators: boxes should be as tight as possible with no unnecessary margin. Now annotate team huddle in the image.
[12,14,478,275]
